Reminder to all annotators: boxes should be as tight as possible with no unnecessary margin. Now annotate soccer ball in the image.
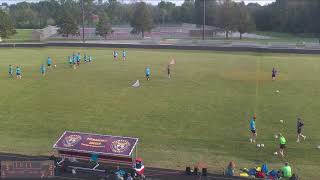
[274,134,279,139]
[54,64,57,68]
[257,144,261,148]
[280,120,284,123]
[274,152,278,155]
[317,145,320,149]
[261,144,265,148]
[276,90,280,93]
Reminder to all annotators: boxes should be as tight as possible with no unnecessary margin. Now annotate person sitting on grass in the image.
[16,65,22,79]
[8,64,13,78]
[40,64,46,76]
[280,162,292,180]
[225,161,235,176]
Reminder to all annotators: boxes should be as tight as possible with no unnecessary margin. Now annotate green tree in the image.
[9,2,40,29]
[157,1,177,24]
[130,2,153,38]
[0,10,16,38]
[96,13,112,39]
[180,0,194,23]
[235,2,255,39]
[57,12,79,38]
[217,0,236,39]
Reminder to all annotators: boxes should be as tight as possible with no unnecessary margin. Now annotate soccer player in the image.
[40,64,46,76]
[84,53,87,63]
[167,64,171,78]
[47,57,52,68]
[72,54,77,69]
[249,117,257,143]
[296,117,306,142]
[145,66,151,81]
[88,55,92,63]
[8,64,13,78]
[278,133,286,157]
[68,56,73,66]
[113,50,118,61]
[272,67,277,81]
[16,65,22,79]
[122,50,126,61]
[77,53,81,66]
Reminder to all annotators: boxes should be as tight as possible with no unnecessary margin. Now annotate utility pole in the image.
[81,0,85,43]
[202,0,205,40]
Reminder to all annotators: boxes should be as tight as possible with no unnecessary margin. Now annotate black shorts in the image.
[297,128,302,134]
[272,74,276,77]
[48,64,51,67]
[280,144,286,149]
[251,130,256,134]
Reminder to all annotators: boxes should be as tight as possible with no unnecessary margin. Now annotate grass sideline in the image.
[0,47,319,178]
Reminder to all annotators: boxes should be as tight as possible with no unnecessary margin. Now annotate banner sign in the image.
[53,131,138,157]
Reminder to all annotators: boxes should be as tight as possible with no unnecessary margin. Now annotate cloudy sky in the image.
[0,0,276,6]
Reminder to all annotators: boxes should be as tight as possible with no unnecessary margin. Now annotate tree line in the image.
[0,0,319,39]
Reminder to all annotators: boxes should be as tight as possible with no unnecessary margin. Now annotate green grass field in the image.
[3,29,34,42]
[0,47,320,178]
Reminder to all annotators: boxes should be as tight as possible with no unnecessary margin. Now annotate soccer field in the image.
[0,47,319,178]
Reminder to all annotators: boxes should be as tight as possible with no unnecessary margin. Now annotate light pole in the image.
[202,0,205,40]
[81,0,85,43]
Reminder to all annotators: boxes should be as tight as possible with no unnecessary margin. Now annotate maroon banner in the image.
[53,131,138,157]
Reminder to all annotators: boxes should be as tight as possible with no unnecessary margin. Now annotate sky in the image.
[0,0,276,6]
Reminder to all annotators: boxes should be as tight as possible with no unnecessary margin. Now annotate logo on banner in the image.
[63,135,82,147]
[110,140,131,153]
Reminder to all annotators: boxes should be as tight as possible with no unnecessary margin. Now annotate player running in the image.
[16,65,22,79]
[88,55,92,63]
[122,50,126,61]
[8,64,13,78]
[40,64,46,76]
[47,57,52,68]
[272,67,277,81]
[278,133,286,157]
[145,66,151,81]
[249,117,257,143]
[296,117,306,142]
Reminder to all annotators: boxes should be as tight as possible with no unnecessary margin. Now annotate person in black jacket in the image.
[296,117,306,142]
